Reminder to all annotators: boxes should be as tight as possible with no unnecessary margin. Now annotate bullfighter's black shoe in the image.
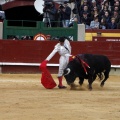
[58,85,67,89]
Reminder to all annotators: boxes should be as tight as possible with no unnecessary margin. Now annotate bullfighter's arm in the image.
[45,43,59,61]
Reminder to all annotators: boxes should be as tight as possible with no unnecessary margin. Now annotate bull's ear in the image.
[63,68,71,76]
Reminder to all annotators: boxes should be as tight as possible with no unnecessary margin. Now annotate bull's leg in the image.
[98,73,104,80]
[100,71,109,87]
[78,77,84,86]
[88,79,92,90]
[93,74,97,81]
[88,74,94,90]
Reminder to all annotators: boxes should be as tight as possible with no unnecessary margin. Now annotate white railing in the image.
[0,62,120,68]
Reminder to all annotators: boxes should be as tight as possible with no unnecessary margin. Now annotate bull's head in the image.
[63,67,77,85]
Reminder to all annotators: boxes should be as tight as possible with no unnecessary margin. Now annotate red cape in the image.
[40,61,57,89]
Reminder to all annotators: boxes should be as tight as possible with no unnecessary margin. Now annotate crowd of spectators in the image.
[42,0,120,29]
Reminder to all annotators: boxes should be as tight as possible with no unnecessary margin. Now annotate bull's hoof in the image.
[70,87,75,90]
[70,83,76,90]
[89,87,92,91]
[87,85,92,91]
[100,84,104,87]
[100,82,104,87]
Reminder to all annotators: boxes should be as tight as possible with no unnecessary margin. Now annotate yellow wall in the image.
[85,33,120,41]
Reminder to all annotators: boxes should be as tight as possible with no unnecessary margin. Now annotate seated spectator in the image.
[90,16,100,29]
[111,0,120,11]
[90,6,100,21]
[103,0,111,11]
[99,17,107,29]
[115,0,120,7]
[114,0,120,6]
[103,11,111,24]
[81,11,91,29]
[107,17,117,29]
[90,0,101,11]
[80,5,91,18]
[80,0,90,11]
[111,10,120,23]
[99,5,111,18]
[113,6,120,12]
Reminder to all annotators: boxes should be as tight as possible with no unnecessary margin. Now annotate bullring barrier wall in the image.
[0,40,119,74]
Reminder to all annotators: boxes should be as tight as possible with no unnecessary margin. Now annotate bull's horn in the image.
[64,68,71,76]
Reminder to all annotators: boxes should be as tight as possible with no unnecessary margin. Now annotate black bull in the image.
[63,54,111,90]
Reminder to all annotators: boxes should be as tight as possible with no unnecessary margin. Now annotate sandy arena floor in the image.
[0,74,120,120]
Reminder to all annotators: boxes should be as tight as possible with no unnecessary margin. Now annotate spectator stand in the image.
[3,20,78,41]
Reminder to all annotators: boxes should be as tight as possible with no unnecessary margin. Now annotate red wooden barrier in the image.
[0,40,120,73]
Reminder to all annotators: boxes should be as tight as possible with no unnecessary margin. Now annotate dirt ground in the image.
[0,74,120,120]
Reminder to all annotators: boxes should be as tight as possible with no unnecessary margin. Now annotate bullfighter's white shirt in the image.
[46,39,71,77]
[46,39,71,61]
